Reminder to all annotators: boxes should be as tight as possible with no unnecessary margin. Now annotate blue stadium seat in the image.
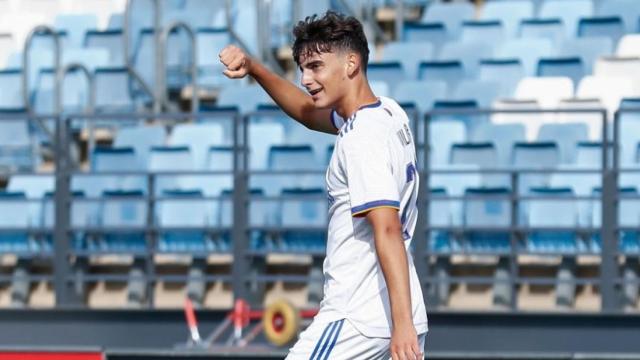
[596,0,640,33]
[94,67,136,113]
[558,37,613,74]
[42,190,91,252]
[512,142,561,193]
[91,146,139,172]
[286,121,335,166]
[279,188,327,253]
[478,59,524,98]
[380,41,434,80]
[196,28,235,89]
[54,14,98,48]
[430,164,482,227]
[0,33,16,69]
[220,188,276,251]
[550,163,601,227]
[33,67,98,114]
[473,123,526,167]
[537,57,584,87]
[574,141,610,167]
[496,39,554,76]
[402,23,448,52]
[0,70,25,110]
[453,80,501,108]
[0,111,35,171]
[179,0,228,28]
[525,187,582,253]
[7,174,53,233]
[170,123,225,169]
[369,81,389,97]
[427,187,456,253]
[420,1,475,38]
[460,20,506,53]
[432,100,483,137]
[577,76,637,120]
[108,13,123,29]
[149,146,195,194]
[418,61,465,95]
[591,187,640,253]
[537,123,589,164]
[429,120,466,166]
[393,80,447,114]
[253,145,322,196]
[217,85,271,114]
[84,30,125,67]
[451,142,506,187]
[539,0,594,37]
[156,189,216,254]
[519,19,565,48]
[0,191,32,253]
[98,190,147,253]
[490,99,541,141]
[619,99,640,166]
[578,17,625,45]
[438,42,494,78]
[463,187,511,253]
[114,125,167,169]
[367,62,405,93]
[481,0,535,37]
[248,122,285,170]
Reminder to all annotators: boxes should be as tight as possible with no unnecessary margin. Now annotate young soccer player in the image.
[219,11,427,359]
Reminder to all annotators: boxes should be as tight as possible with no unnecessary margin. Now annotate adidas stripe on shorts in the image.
[285,319,427,360]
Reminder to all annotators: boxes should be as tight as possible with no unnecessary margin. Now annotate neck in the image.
[335,79,378,119]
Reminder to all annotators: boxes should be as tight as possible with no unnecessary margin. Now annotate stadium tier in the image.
[0,0,639,313]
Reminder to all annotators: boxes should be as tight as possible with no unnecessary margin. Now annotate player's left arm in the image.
[367,208,423,360]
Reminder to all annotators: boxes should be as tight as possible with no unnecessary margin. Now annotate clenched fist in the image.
[219,45,252,79]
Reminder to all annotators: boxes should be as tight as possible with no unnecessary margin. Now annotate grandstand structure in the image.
[0,0,638,323]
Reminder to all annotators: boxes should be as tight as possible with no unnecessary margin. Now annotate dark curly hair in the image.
[292,11,369,73]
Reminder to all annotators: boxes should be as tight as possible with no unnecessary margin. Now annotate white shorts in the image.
[285,318,427,360]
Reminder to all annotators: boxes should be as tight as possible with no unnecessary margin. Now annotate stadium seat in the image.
[576,76,639,118]
[496,39,554,76]
[429,120,466,166]
[380,41,434,80]
[156,189,215,254]
[367,62,405,93]
[94,67,136,113]
[418,61,465,95]
[617,34,640,57]
[463,187,511,253]
[54,14,98,48]
[451,142,507,187]
[7,174,54,228]
[176,0,228,28]
[619,100,640,166]
[369,81,389,98]
[558,37,613,74]
[594,57,640,79]
[539,0,594,37]
[196,28,235,88]
[555,98,607,141]
[42,190,91,252]
[402,23,448,52]
[220,188,276,251]
[473,122,526,167]
[0,33,16,68]
[438,42,494,78]
[596,0,640,33]
[170,123,225,169]
[430,164,482,227]
[393,80,447,114]
[0,191,32,253]
[114,125,167,169]
[537,123,590,163]
[247,121,285,170]
[491,99,540,141]
[98,190,147,253]
[478,59,525,98]
[525,187,582,253]
[0,112,35,171]
[549,162,601,227]
[91,146,138,172]
[279,188,327,252]
[512,141,561,193]
[84,30,125,67]
[537,57,585,87]
[432,100,482,137]
[107,13,123,29]
[578,17,625,45]
[149,146,195,194]
[253,145,323,195]
[453,80,501,108]
[217,85,271,114]
[0,70,24,109]
[33,66,100,114]
[421,1,475,37]
[65,0,126,29]
[591,187,640,253]
[480,0,535,37]
[460,20,506,53]
[514,77,574,109]
[519,19,565,48]
[427,187,454,252]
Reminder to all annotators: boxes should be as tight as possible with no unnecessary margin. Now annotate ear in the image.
[346,52,359,77]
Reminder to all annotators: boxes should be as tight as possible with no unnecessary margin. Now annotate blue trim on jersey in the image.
[310,322,333,360]
[314,321,340,360]
[321,319,345,360]
[359,99,382,110]
[351,200,400,216]
[329,110,340,130]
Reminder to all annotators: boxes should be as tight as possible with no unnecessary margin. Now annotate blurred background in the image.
[0,0,639,358]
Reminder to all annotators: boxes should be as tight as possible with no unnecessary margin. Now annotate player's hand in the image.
[219,45,252,79]
[390,324,423,360]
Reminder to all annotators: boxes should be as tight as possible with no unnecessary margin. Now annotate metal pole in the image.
[124,0,157,107]
[153,0,163,114]
[160,22,199,112]
[415,112,430,296]
[601,109,619,310]
[231,114,250,302]
[395,0,405,41]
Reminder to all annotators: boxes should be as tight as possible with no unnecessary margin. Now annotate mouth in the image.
[308,88,322,96]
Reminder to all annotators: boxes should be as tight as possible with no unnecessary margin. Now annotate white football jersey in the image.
[314,96,428,338]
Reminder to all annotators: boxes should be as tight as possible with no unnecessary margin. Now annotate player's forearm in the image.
[374,226,414,328]
[248,60,318,130]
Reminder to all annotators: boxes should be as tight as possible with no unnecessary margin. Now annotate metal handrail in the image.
[124,0,158,111]
[160,21,199,112]
[58,63,96,154]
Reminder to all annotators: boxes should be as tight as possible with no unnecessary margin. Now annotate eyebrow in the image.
[300,60,323,71]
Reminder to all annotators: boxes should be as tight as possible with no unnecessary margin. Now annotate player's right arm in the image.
[219,45,336,135]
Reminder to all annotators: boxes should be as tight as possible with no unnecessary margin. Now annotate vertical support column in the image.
[231,114,250,303]
[601,110,619,310]
[153,0,163,114]
[395,0,405,41]
[53,115,72,306]
[415,113,431,302]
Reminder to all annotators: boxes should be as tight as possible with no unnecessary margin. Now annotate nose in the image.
[300,68,313,88]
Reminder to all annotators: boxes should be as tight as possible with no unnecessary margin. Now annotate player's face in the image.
[299,51,349,109]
